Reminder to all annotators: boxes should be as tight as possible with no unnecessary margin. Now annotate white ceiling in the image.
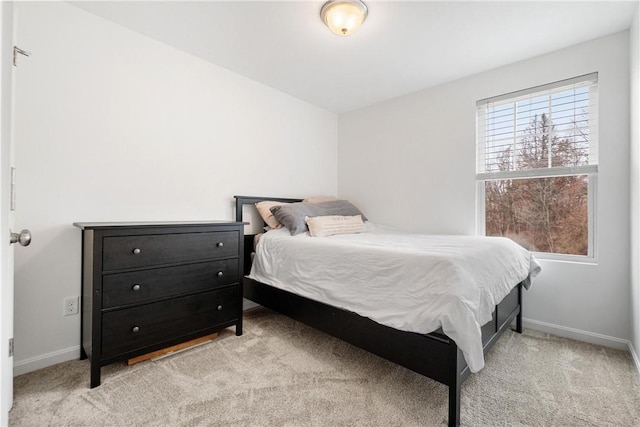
[71,1,638,113]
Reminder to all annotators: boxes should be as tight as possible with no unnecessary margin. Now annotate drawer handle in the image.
[217,271,224,277]
[132,284,141,291]
[132,326,140,333]
[132,248,141,255]
[217,305,223,311]
[216,242,224,248]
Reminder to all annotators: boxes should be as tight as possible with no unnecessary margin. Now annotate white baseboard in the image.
[629,341,640,376]
[13,345,80,377]
[523,317,629,350]
[523,318,640,377]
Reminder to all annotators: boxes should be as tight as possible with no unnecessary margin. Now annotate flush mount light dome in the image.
[320,0,368,36]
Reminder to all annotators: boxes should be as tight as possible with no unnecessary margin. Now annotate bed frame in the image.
[234,195,523,427]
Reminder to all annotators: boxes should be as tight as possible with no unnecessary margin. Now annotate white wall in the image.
[630,3,640,369]
[12,2,337,374]
[339,32,631,347]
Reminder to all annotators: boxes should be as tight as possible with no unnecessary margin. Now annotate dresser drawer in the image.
[103,231,238,270]
[102,259,239,309]
[102,287,239,358]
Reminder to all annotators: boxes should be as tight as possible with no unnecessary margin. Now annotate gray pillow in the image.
[270,200,367,236]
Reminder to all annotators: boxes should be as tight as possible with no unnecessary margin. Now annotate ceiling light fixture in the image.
[320,0,368,36]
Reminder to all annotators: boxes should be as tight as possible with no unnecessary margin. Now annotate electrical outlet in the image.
[64,296,79,316]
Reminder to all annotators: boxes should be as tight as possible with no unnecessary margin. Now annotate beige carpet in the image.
[9,308,640,426]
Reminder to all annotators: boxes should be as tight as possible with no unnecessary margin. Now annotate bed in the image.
[234,195,540,426]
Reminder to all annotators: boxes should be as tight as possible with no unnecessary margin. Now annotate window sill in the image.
[533,252,597,265]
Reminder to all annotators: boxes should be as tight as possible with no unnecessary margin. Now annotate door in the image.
[0,2,15,424]
[0,3,31,425]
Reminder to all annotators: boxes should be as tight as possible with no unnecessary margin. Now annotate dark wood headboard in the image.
[234,195,302,274]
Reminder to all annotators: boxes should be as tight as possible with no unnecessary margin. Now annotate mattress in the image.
[249,223,541,372]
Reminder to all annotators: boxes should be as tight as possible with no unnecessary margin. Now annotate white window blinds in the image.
[476,73,598,180]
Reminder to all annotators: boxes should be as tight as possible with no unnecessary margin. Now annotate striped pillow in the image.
[305,215,364,237]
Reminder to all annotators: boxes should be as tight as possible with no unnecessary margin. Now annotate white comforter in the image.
[249,223,541,372]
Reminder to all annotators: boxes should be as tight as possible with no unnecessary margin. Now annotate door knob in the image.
[9,229,31,246]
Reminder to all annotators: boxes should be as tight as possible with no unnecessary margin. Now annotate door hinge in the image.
[8,338,13,357]
[13,46,30,66]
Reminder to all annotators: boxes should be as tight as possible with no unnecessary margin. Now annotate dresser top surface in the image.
[73,220,246,230]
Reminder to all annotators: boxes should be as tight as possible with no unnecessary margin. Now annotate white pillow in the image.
[305,215,365,238]
[255,201,287,229]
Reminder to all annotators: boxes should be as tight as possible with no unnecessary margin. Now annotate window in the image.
[476,73,598,259]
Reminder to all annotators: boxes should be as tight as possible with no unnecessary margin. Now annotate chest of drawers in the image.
[73,221,244,387]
